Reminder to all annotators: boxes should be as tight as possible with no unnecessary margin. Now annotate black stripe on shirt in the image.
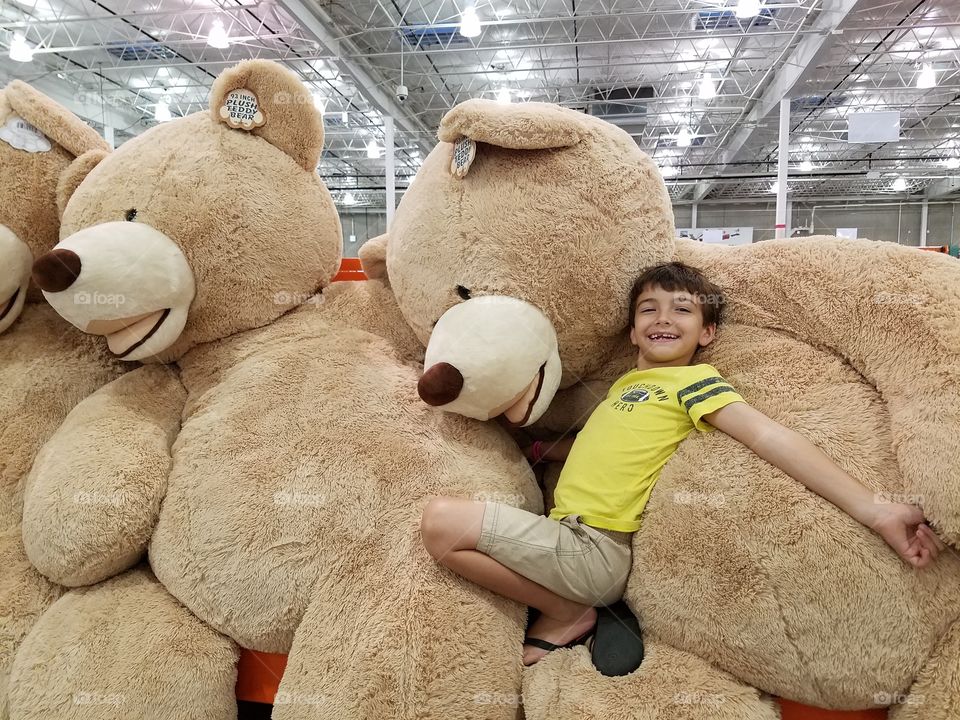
[677,376,726,404]
[683,384,738,412]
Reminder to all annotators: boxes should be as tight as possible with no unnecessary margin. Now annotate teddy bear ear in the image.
[56,148,109,218]
[4,80,110,157]
[209,60,324,173]
[359,234,388,280]
[438,99,588,150]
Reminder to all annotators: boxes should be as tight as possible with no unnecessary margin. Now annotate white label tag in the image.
[450,136,476,178]
[218,89,265,130]
[0,115,52,153]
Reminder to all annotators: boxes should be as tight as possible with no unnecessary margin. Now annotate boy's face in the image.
[629,284,716,365]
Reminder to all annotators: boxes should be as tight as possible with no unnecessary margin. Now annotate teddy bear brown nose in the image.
[418,362,464,406]
[32,249,82,293]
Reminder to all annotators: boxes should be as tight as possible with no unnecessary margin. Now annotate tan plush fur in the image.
[11,61,540,720]
[380,99,960,717]
[0,83,125,717]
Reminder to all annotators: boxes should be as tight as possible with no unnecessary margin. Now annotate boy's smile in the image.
[629,285,716,369]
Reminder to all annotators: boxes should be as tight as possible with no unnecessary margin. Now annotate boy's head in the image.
[628,262,725,367]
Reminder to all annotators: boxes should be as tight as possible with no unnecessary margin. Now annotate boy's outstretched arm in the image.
[704,402,946,568]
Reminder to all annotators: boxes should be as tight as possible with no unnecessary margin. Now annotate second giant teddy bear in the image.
[371,98,960,719]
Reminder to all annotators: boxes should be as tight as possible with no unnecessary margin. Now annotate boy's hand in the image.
[869,503,945,568]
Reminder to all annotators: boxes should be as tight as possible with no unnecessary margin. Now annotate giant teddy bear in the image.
[366,98,960,719]
[0,80,128,716]
[9,60,543,720]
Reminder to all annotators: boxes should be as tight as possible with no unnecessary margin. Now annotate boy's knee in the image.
[420,497,454,558]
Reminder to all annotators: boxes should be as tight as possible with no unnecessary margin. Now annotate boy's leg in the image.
[420,497,596,664]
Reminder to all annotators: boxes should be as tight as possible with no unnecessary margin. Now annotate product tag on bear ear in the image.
[0,115,52,153]
[450,136,476,178]
[218,89,266,130]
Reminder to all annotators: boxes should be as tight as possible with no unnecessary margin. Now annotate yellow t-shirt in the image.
[548,363,745,532]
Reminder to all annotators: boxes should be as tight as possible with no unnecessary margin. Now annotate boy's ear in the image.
[56,148,109,217]
[209,60,324,172]
[438,99,589,150]
[359,234,388,280]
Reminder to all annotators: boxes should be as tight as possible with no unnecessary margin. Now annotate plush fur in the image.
[379,98,960,718]
[0,82,124,717]
[11,61,541,720]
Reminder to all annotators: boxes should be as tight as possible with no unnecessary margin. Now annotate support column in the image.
[775,98,790,239]
[920,195,929,247]
[691,202,698,229]
[384,116,396,228]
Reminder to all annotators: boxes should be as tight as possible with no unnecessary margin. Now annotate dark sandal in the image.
[590,601,644,676]
[524,627,595,655]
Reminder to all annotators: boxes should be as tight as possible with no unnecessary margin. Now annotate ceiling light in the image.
[154,97,172,123]
[207,18,230,49]
[366,139,381,159]
[735,0,762,20]
[697,73,717,100]
[945,157,960,170]
[799,158,813,172]
[916,63,936,89]
[497,87,511,104]
[459,6,481,38]
[892,176,907,192]
[341,110,349,125]
[676,126,692,148]
[9,32,34,63]
[313,93,325,113]
[660,164,679,178]
[769,180,780,194]
[343,191,356,205]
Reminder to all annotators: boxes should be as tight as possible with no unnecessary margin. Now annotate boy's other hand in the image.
[869,503,945,568]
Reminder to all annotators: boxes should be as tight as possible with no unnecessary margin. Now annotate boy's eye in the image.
[640,308,655,313]
[676,307,691,313]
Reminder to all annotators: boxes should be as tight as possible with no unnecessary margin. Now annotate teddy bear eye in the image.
[124,209,138,222]
[456,285,471,300]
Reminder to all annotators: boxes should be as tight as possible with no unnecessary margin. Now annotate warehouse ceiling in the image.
[1,0,958,207]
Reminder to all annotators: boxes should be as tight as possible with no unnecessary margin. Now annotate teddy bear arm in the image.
[678,236,960,544]
[21,366,185,587]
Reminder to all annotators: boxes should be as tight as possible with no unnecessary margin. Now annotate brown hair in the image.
[628,262,725,328]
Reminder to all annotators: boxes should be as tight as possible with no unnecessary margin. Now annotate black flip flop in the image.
[590,600,644,676]
[523,626,595,663]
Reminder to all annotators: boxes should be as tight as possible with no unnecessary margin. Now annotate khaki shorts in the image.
[476,501,632,607]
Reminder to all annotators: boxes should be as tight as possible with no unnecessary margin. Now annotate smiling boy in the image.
[420,261,943,670]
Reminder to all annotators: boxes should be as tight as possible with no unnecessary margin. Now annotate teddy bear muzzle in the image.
[421,295,563,426]
[35,220,196,360]
[0,223,33,332]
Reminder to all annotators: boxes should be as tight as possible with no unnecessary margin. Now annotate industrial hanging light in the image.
[676,125,692,148]
[366,139,381,159]
[735,0,762,20]
[9,32,34,62]
[916,63,936,89]
[497,87,512,104]
[799,158,813,172]
[343,191,356,205]
[459,6,481,38]
[207,18,231,49]
[697,73,717,100]
[891,176,907,192]
[154,97,172,123]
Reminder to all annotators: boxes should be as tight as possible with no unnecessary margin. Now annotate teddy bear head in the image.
[0,80,109,334]
[30,60,342,363]
[361,100,674,425]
